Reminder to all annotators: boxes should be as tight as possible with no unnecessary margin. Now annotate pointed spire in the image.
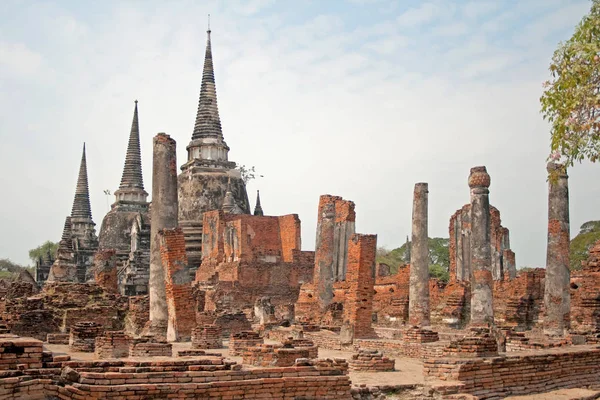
[119,100,145,190]
[404,235,411,264]
[222,177,235,213]
[71,144,93,219]
[253,190,264,216]
[192,22,223,140]
[59,216,73,253]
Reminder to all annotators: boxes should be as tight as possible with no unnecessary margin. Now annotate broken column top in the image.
[547,162,568,177]
[468,166,491,189]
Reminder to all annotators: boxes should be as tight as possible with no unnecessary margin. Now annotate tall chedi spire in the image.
[253,190,264,216]
[71,144,93,219]
[114,100,148,204]
[178,15,251,270]
[185,17,232,165]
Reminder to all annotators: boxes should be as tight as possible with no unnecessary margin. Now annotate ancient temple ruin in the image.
[98,101,151,296]
[178,28,250,271]
[47,145,98,283]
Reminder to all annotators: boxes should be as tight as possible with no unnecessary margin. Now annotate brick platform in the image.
[95,331,131,359]
[348,349,395,372]
[69,322,103,352]
[228,331,264,356]
[129,338,172,357]
[403,326,440,343]
[242,343,312,367]
[0,334,43,370]
[443,328,498,358]
[425,345,600,399]
[46,333,69,344]
[191,324,222,349]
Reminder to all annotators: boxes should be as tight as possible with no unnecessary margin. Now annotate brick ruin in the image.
[195,210,314,315]
[13,24,600,400]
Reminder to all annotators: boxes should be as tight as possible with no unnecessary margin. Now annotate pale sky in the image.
[1,0,599,268]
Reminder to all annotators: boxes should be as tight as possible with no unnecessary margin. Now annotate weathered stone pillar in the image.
[409,183,430,326]
[543,162,570,336]
[314,196,336,310]
[149,133,178,337]
[468,166,494,326]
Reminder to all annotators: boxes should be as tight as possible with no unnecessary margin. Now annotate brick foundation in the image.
[348,349,395,372]
[424,345,600,399]
[228,331,264,356]
[442,328,498,358]
[46,333,69,344]
[95,331,131,359]
[129,338,172,357]
[191,324,223,349]
[0,334,43,370]
[242,343,312,367]
[69,322,103,352]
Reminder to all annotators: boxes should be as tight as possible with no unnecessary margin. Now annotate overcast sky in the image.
[1,0,599,268]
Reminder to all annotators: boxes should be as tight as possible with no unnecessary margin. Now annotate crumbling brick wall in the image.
[343,234,377,338]
[570,240,600,332]
[196,211,313,315]
[160,228,195,341]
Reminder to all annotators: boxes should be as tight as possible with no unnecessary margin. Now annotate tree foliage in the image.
[28,241,58,264]
[540,0,600,168]
[376,238,450,283]
[236,164,263,185]
[570,220,600,270]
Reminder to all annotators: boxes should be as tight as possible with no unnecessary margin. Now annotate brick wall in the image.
[160,228,195,342]
[424,346,600,399]
[343,234,377,338]
[571,243,600,332]
[94,249,118,293]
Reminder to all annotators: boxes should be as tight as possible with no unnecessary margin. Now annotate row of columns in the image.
[408,163,570,335]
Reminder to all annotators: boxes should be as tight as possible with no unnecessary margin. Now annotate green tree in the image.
[28,241,58,264]
[375,238,450,280]
[540,0,600,168]
[570,220,600,270]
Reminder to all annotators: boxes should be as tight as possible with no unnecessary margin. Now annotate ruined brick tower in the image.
[178,28,250,270]
[48,144,98,283]
[98,101,151,295]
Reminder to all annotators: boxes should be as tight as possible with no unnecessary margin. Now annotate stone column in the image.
[149,133,178,337]
[314,196,336,310]
[543,162,570,336]
[468,166,494,326]
[409,183,430,326]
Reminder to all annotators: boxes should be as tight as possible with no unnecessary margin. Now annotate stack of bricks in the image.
[443,328,498,358]
[46,333,69,344]
[228,331,264,356]
[242,343,313,367]
[94,331,131,359]
[403,326,439,343]
[505,331,570,352]
[69,322,103,352]
[0,335,43,370]
[284,337,318,358]
[129,337,172,357]
[177,349,222,357]
[125,295,149,336]
[191,324,223,349]
[348,349,395,372]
